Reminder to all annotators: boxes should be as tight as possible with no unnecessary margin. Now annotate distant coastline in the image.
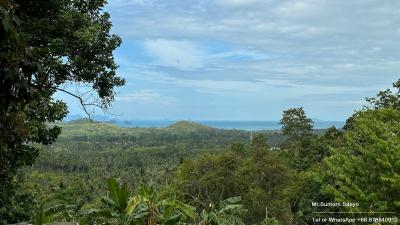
[64,115,345,131]
[115,120,345,131]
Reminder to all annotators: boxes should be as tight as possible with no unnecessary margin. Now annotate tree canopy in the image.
[0,0,124,222]
[366,79,400,110]
[322,108,400,213]
[280,107,313,142]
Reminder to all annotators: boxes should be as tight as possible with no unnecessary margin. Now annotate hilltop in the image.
[166,121,213,132]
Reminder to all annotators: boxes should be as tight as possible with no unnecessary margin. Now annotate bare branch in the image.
[55,87,94,120]
[54,86,121,120]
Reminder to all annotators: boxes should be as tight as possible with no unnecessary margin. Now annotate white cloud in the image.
[274,0,320,17]
[143,39,205,70]
[116,90,176,105]
[141,38,270,70]
[104,0,400,120]
[211,49,268,61]
[215,0,261,7]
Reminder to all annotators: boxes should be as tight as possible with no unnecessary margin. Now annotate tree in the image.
[0,0,124,223]
[322,108,400,213]
[229,142,247,156]
[292,126,343,171]
[251,133,269,150]
[171,149,293,224]
[236,149,293,223]
[279,107,315,171]
[345,78,400,130]
[366,79,400,110]
[280,107,313,142]
[172,152,243,208]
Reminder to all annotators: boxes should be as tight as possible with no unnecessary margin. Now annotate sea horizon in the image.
[64,115,345,131]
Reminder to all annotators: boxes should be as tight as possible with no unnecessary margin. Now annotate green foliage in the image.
[259,210,280,225]
[250,133,269,150]
[33,204,52,225]
[2,0,399,224]
[282,126,343,171]
[366,79,400,110]
[229,142,247,156]
[237,149,293,223]
[26,120,255,203]
[322,108,400,213]
[126,185,197,225]
[280,107,313,142]
[84,178,196,225]
[345,78,400,130]
[167,121,213,132]
[33,203,71,225]
[0,0,124,223]
[103,178,130,214]
[259,218,280,225]
[25,120,295,224]
[278,110,344,224]
[284,166,326,225]
[18,78,400,224]
[0,172,35,225]
[170,145,294,224]
[171,151,243,207]
[82,178,132,225]
[197,196,246,225]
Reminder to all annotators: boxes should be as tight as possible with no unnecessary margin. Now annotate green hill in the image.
[166,121,213,132]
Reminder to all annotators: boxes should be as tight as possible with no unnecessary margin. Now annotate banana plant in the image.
[84,178,196,225]
[102,178,130,214]
[196,196,246,225]
[126,185,197,225]
[81,178,131,225]
[33,203,70,225]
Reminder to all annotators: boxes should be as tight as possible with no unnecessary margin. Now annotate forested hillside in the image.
[29,120,254,187]
[23,120,285,218]
[28,122,285,176]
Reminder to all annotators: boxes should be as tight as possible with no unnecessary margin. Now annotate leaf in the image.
[222,196,241,205]
[107,178,121,207]
[173,200,198,219]
[45,204,66,215]
[101,196,116,209]
[158,198,197,219]
[118,182,130,209]
[81,208,115,218]
[126,195,148,215]
[219,204,243,213]
[2,13,12,32]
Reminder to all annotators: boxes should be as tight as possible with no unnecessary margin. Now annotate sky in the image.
[63,0,400,121]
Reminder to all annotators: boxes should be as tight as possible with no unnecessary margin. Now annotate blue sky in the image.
[63,0,400,121]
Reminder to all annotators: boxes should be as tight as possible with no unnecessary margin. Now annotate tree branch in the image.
[54,86,120,121]
[55,87,95,120]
